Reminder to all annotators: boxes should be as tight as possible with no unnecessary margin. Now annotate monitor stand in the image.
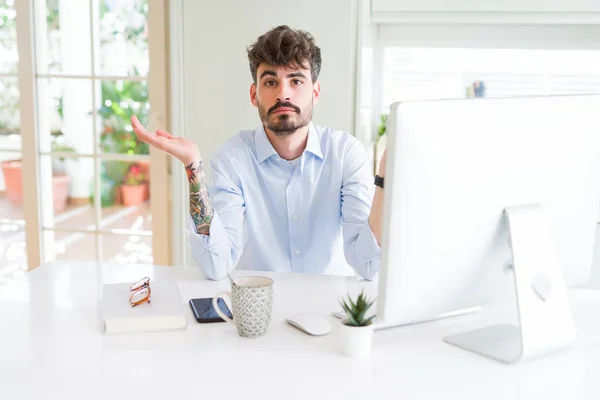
[444,204,578,364]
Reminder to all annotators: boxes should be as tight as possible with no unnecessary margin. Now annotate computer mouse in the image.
[285,313,332,336]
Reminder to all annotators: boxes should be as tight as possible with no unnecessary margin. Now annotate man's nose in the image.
[276,82,292,102]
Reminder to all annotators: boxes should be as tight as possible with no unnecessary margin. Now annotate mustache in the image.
[268,102,300,115]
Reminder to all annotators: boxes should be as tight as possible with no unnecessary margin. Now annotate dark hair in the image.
[247,25,322,83]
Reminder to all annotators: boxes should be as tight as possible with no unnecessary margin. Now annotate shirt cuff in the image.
[186,212,227,251]
[356,220,381,259]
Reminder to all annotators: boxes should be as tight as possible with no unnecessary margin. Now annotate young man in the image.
[132,25,386,280]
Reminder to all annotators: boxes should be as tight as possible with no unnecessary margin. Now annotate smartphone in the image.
[189,297,233,323]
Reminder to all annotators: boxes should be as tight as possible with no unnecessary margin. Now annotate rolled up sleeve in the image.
[341,140,381,281]
[187,157,245,280]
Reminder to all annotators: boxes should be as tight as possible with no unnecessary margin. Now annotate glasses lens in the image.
[130,277,150,291]
[130,288,150,305]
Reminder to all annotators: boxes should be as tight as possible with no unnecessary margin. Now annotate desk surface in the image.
[1,261,600,400]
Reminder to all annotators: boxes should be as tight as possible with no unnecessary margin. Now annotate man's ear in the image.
[250,83,258,108]
[312,81,321,105]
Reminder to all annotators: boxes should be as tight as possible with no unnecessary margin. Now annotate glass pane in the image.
[49,231,98,261]
[98,0,149,77]
[0,77,20,141]
[100,159,151,230]
[38,0,93,75]
[0,1,18,74]
[37,78,94,155]
[0,152,27,285]
[39,155,95,231]
[99,80,149,155]
[102,233,152,265]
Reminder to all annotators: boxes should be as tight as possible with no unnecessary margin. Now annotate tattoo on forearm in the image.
[186,161,214,235]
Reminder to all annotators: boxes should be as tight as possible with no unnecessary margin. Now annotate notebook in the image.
[101,280,188,334]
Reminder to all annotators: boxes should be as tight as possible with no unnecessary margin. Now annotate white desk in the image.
[2,261,600,400]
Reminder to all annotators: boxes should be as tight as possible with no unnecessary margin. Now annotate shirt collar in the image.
[254,123,323,163]
[255,124,277,163]
[305,123,324,161]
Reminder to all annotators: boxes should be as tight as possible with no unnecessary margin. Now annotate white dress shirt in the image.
[187,123,380,280]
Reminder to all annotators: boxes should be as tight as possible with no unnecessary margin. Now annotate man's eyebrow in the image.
[287,72,308,79]
[259,70,277,80]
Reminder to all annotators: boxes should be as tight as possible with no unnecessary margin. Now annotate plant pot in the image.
[52,174,70,213]
[133,160,150,201]
[1,160,23,206]
[339,322,374,358]
[121,183,147,206]
[1,160,70,213]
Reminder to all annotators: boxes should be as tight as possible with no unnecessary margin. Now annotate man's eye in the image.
[293,79,303,85]
[265,80,276,87]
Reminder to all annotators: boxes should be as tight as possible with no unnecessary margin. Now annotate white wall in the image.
[181,0,359,180]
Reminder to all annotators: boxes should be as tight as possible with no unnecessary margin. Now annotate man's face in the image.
[250,64,321,137]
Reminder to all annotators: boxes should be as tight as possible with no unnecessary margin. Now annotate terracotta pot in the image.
[1,160,23,206]
[114,184,122,204]
[121,183,147,206]
[1,160,70,213]
[52,174,70,213]
[136,160,151,201]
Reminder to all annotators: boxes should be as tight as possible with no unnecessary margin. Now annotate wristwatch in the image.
[374,175,384,188]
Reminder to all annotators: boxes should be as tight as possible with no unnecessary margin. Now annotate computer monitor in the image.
[377,95,600,362]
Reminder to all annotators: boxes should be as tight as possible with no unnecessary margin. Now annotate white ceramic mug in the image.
[212,276,274,338]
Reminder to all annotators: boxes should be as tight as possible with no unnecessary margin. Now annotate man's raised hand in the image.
[131,115,200,165]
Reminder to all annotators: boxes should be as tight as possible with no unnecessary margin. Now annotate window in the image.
[0,0,169,283]
[0,0,25,284]
[381,48,600,112]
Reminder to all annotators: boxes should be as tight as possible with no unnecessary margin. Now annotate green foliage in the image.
[51,141,76,161]
[0,2,19,130]
[46,0,60,30]
[377,113,388,142]
[95,0,149,188]
[0,2,17,38]
[103,160,131,190]
[99,1,109,20]
[340,290,376,327]
[98,74,149,156]
[0,79,19,133]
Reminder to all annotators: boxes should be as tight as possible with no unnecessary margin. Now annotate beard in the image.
[258,100,313,137]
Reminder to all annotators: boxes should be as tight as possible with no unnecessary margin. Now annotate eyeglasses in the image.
[130,277,151,307]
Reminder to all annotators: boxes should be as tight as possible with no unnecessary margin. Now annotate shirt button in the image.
[295,250,301,255]
[292,215,297,220]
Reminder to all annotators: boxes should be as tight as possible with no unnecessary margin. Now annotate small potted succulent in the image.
[339,289,376,358]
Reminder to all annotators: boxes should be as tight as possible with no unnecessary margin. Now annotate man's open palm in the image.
[131,115,200,165]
